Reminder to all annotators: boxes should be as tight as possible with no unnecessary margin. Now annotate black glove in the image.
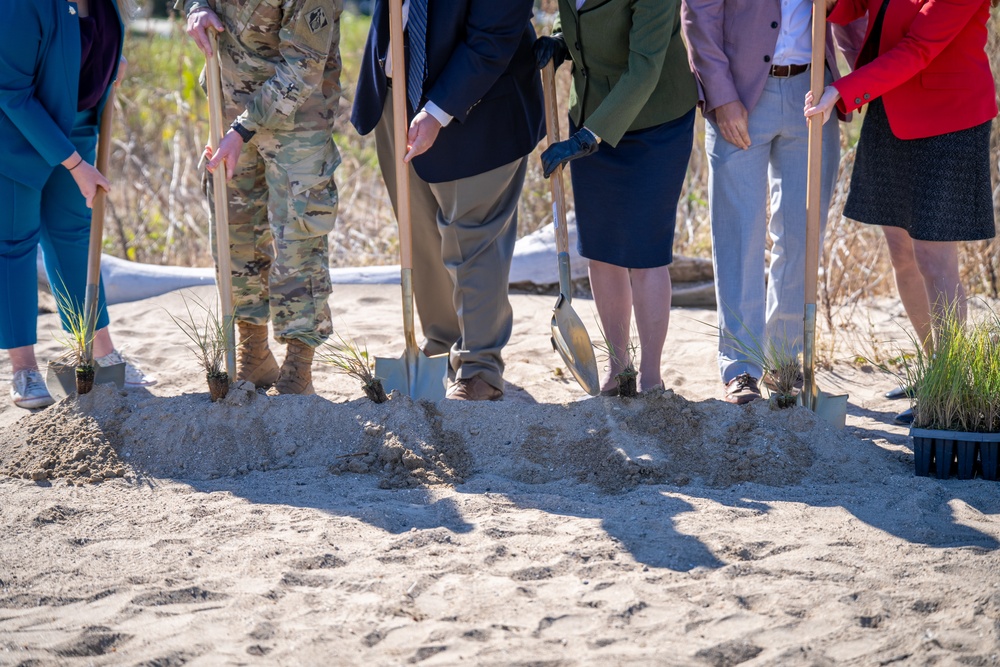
[533,34,569,71]
[541,128,599,178]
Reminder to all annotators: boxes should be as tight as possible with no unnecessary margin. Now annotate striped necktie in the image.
[406,0,427,112]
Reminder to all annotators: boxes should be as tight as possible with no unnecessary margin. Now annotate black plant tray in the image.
[911,428,1000,481]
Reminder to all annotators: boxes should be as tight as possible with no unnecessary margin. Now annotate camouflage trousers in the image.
[207,129,339,346]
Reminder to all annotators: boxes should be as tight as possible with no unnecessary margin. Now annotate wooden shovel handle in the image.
[389,0,413,271]
[206,32,237,379]
[86,94,115,296]
[805,0,827,306]
[541,63,571,258]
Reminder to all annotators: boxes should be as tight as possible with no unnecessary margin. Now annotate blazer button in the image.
[863,93,871,100]
[855,97,862,105]
[764,55,771,63]
[771,21,778,29]
[575,42,581,50]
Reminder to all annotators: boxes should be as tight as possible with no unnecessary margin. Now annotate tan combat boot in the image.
[271,339,315,395]
[237,322,280,388]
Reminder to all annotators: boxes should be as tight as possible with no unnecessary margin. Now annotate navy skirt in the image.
[569,108,695,269]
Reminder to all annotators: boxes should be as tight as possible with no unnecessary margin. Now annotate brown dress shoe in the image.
[725,373,761,405]
[446,376,503,401]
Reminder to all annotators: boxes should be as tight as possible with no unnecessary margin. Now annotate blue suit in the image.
[350,0,544,392]
[0,0,123,349]
[351,0,544,184]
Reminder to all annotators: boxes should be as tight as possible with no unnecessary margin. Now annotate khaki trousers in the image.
[374,93,525,391]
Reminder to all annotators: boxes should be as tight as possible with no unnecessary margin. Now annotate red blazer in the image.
[829,0,997,140]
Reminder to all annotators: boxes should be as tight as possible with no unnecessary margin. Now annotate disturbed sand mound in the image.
[0,383,869,491]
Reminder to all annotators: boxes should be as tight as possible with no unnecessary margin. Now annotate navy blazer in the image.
[0,0,123,191]
[351,0,545,184]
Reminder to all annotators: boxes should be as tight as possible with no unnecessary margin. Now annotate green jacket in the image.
[553,0,696,147]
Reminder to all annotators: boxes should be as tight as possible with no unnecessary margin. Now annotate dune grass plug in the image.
[51,281,98,395]
[316,332,388,404]
[168,294,230,401]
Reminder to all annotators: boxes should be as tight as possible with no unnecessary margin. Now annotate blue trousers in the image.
[0,109,109,350]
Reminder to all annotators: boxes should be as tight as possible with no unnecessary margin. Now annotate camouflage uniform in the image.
[180,0,343,346]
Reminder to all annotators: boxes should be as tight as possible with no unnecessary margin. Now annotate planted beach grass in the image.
[167,293,230,401]
[315,331,388,403]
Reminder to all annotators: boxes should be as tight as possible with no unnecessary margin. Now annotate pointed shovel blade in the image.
[375,347,449,402]
[551,293,600,396]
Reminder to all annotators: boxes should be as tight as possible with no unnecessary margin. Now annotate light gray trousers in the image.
[706,69,840,383]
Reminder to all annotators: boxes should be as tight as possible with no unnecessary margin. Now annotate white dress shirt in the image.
[772,0,812,66]
[384,0,452,127]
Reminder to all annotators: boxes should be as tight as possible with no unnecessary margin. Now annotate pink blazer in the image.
[681,0,867,122]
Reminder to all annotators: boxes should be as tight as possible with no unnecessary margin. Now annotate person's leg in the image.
[764,69,840,358]
[0,175,44,363]
[428,158,525,393]
[912,238,965,336]
[261,131,339,346]
[257,132,340,394]
[374,93,461,359]
[1,173,53,408]
[588,259,633,392]
[882,226,933,353]
[706,95,776,384]
[631,265,672,391]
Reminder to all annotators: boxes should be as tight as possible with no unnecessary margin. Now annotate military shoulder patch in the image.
[307,6,329,33]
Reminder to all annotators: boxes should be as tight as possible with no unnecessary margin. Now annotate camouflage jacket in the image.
[179,0,342,135]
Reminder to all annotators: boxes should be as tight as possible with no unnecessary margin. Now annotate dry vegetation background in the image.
[108,8,1000,337]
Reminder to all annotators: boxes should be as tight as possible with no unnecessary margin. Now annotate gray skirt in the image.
[844,99,995,242]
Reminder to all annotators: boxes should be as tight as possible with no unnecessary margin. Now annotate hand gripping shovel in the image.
[803,0,847,427]
[373,0,449,400]
[541,63,600,396]
[206,31,237,380]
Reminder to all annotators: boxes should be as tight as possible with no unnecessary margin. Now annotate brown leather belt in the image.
[768,63,810,78]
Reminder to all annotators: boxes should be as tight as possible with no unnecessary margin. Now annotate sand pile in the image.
[0,397,129,485]
[0,382,869,492]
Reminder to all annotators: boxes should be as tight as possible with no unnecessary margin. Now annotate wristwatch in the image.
[230,121,255,143]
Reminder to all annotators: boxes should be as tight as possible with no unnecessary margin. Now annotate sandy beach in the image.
[2,285,999,666]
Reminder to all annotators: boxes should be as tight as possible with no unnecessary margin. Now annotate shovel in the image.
[802,0,847,427]
[373,0,449,400]
[206,31,237,380]
[541,63,600,396]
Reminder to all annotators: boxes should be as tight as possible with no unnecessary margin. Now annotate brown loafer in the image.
[725,373,761,405]
[446,376,503,401]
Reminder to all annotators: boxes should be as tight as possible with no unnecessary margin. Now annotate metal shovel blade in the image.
[375,347,449,402]
[46,362,126,401]
[813,391,848,429]
[552,293,600,396]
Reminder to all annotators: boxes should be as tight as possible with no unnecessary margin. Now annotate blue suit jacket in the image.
[0,0,123,191]
[351,0,545,184]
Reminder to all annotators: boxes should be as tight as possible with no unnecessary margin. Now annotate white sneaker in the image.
[96,350,158,388]
[11,369,56,409]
